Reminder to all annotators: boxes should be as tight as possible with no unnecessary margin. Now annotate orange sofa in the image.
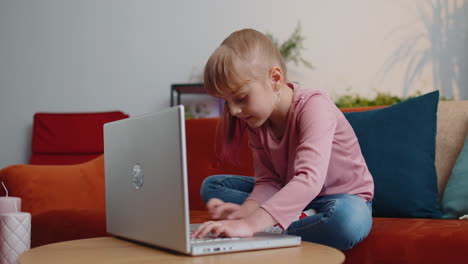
[1,103,468,263]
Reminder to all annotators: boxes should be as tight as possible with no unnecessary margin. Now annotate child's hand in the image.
[207,198,260,220]
[190,219,254,239]
[207,198,242,220]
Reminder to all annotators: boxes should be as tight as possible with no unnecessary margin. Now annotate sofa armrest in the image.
[0,156,105,216]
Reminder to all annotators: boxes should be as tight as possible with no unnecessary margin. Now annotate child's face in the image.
[221,76,276,128]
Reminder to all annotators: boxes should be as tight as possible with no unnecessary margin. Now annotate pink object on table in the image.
[0,212,31,264]
[0,197,21,214]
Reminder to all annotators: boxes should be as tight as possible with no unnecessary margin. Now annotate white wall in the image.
[1,0,467,167]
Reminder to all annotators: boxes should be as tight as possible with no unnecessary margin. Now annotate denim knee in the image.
[326,198,372,250]
[199,174,254,205]
[200,175,223,204]
[287,195,372,251]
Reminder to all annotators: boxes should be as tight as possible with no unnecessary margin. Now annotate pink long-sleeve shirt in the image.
[246,83,374,229]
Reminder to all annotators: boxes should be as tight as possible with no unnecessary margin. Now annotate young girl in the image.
[190,28,374,250]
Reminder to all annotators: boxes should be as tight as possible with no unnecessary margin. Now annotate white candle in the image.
[0,183,21,214]
[0,212,31,264]
[0,197,21,214]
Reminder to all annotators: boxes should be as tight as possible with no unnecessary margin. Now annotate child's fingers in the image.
[190,224,203,238]
[207,198,224,211]
[211,225,226,238]
[194,221,221,239]
[212,203,240,219]
[190,222,207,238]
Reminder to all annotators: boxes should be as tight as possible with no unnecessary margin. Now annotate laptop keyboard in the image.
[189,225,242,243]
[191,237,241,243]
[190,235,241,244]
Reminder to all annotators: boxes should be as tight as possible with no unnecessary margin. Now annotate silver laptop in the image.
[103,105,301,256]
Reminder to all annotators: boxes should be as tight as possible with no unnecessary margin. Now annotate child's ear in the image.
[270,67,283,90]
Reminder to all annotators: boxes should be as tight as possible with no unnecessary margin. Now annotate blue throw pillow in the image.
[441,135,468,219]
[344,91,442,218]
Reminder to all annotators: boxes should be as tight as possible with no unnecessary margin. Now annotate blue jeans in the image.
[200,174,373,250]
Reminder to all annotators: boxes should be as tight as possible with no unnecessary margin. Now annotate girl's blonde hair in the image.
[203,28,287,163]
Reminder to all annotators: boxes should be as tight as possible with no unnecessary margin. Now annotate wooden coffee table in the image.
[18,237,345,264]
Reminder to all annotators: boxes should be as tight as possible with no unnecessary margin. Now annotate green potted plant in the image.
[266,22,314,69]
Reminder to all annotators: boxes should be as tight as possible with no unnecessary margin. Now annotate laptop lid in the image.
[104,105,190,254]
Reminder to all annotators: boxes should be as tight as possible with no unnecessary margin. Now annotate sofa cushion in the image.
[343,217,468,264]
[31,111,129,165]
[441,134,468,219]
[435,101,468,197]
[344,91,442,218]
[0,156,105,216]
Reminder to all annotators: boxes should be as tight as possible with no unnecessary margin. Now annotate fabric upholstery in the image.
[435,101,468,199]
[30,111,129,165]
[442,134,468,219]
[0,156,107,248]
[0,156,105,216]
[30,154,104,166]
[343,217,468,264]
[31,209,108,248]
[344,91,442,218]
